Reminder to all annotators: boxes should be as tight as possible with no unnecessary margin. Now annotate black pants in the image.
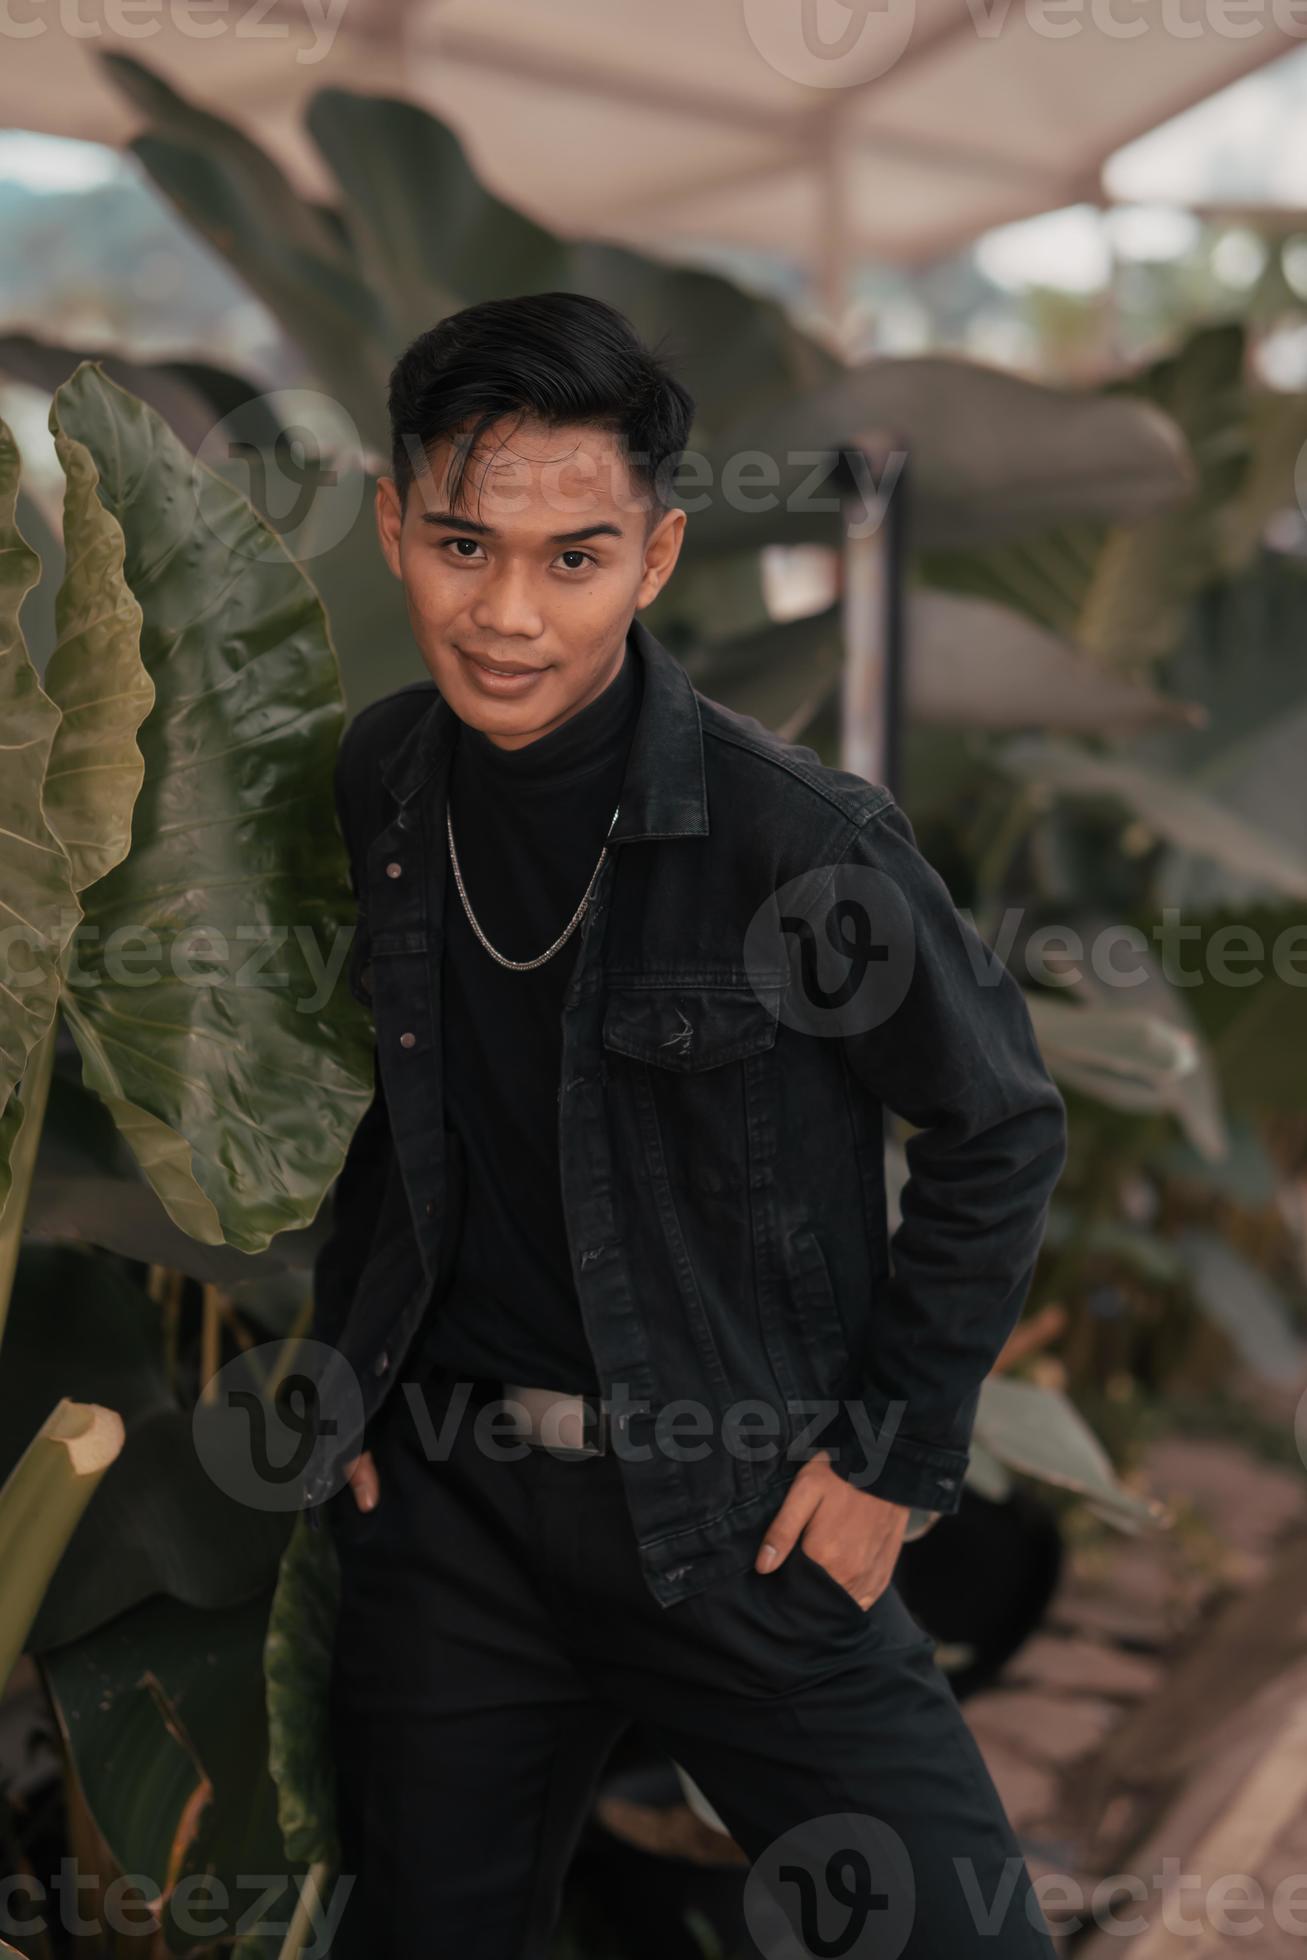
[326,1365,1058,1959]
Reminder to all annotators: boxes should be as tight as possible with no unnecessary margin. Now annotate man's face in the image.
[375,416,685,749]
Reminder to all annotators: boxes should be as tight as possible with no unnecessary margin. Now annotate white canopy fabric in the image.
[6,0,1302,298]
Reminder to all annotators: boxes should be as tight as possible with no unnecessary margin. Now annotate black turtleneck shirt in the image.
[422,634,643,1394]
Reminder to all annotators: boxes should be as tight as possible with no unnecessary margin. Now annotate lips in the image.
[459,648,542,677]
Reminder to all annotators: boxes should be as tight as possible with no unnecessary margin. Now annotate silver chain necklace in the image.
[446,802,620,972]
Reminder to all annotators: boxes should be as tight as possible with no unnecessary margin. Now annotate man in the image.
[308,291,1068,1958]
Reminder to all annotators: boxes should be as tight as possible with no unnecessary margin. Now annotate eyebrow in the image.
[419,511,625,545]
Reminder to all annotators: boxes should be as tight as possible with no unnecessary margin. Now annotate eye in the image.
[557,549,596,572]
[440,537,484,560]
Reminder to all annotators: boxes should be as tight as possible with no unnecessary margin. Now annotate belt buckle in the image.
[579,1390,609,1455]
[502,1384,608,1456]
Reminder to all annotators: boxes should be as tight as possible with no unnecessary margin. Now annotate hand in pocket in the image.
[345,1448,380,1511]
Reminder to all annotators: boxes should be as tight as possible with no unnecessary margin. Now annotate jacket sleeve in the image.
[827,795,1068,1514]
[308,719,391,1352]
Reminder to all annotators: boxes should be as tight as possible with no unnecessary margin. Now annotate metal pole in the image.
[838,442,907,802]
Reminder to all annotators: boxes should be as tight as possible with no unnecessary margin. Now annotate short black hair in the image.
[386,292,696,528]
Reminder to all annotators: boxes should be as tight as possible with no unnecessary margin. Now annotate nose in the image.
[469,558,544,641]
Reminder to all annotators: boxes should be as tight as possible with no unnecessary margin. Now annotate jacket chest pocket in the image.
[601,982,782,1072]
[600,981,784,1203]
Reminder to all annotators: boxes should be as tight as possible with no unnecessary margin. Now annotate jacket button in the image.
[386,861,403,879]
[400,1031,416,1049]
[425,1198,435,1215]
[374,1349,390,1376]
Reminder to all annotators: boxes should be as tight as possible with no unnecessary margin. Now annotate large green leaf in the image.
[44,413,152,894]
[306,89,836,439]
[905,590,1204,734]
[685,356,1193,558]
[1220,388,1307,573]
[565,245,838,436]
[1124,559,1307,913]
[14,482,62,680]
[0,332,277,461]
[0,1394,123,1691]
[265,1512,340,1870]
[645,547,774,656]
[42,1590,303,1954]
[100,54,390,446]
[1152,1114,1279,1209]
[692,594,1205,742]
[108,61,837,461]
[974,1375,1159,1530]
[682,604,845,734]
[1209,955,1307,1115]
[0,416,148,1312]
[996,734,1307,903]
[306,90,567,349]
[920,324,1248,669]
[1073,322,1250,670]
[0,1245,291,1649]
[266,456,417,720]
[1174,1226,1307,1383]
[48,363,373,1255]
[0,422,74,1227]
[25,1062,328,1285]
[1032,923,1228,1160]
[1025,992,1206,1116]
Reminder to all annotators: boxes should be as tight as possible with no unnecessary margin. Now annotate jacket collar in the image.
[377,614,709,843]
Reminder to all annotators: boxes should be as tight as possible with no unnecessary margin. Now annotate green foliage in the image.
[42,1590,299,1955]
[265,1513,340,1871]
[0,1245,290,1651]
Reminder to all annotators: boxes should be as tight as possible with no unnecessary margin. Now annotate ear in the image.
[635,506,686,611]
[375,476,404,580]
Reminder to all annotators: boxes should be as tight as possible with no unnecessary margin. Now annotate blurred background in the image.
[3,4,1307,1956]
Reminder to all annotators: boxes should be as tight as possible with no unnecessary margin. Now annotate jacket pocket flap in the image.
[602,983,781,1071]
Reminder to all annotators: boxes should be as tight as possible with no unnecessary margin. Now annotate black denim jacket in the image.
[302,617,1068,1608]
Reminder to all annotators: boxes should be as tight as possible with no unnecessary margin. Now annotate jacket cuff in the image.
[816,1399,970,1515]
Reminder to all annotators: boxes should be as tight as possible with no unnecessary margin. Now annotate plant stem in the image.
[200,1284,223,1403]
[0,1397,124,1691]
[276,1860,332,1960]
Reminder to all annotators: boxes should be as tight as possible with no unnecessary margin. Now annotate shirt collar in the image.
[377,614,709,842]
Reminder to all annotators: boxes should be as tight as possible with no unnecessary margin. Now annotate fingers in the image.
[755,1468,823,1573]
[344,1449,380,1512]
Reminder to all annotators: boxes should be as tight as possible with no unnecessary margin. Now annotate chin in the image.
[450,677,562,745]
[459,695,538,734]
